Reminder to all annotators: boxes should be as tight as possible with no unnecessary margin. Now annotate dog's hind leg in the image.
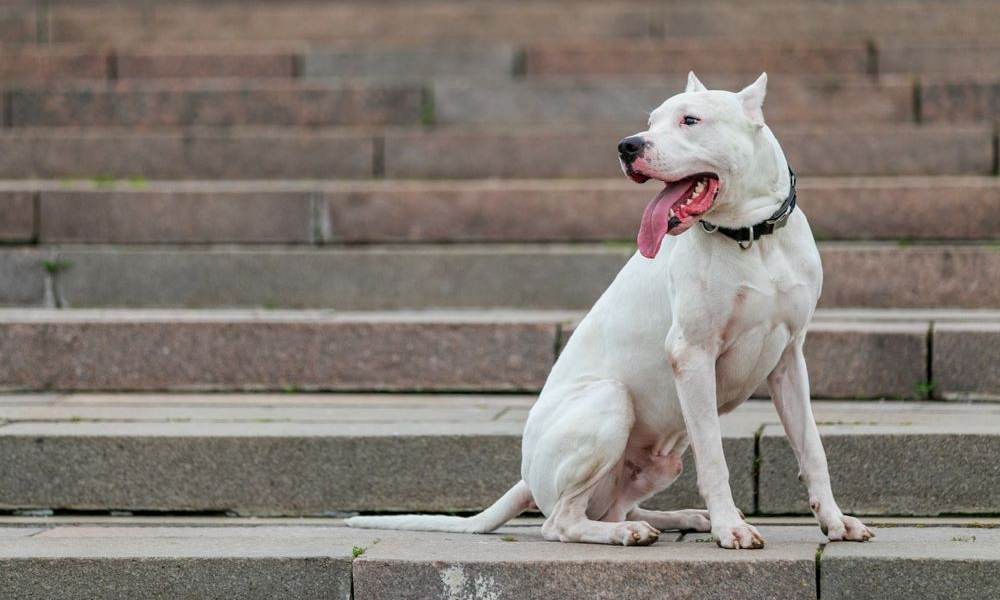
[528,380,660,546]
[626,508,711,532]
[600,437,711,533]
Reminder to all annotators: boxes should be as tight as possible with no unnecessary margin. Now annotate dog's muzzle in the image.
[617,135,645,163]
[618,136,650,183]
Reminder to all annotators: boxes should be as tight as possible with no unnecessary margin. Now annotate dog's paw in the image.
[617,521,661,546]
[713,521,765,549]
[822,514,874,542]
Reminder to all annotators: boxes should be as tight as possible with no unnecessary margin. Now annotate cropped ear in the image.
[685,71,707,93]
[738,72,767,127]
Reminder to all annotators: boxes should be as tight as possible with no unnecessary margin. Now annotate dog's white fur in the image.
[348,72,873,548]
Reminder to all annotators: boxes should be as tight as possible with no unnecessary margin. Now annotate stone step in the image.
[1,74,993,127]
[1,397,998,516]
[3,41,995,84]
[525,40,1000,78]
[0,128,376,180]
[920,78,1000,123]
[2,520,997,600]
[2,244,996,311]
[0,522,356,600]
[382,125,994,178]
[3,81,425,128]
[0,43,301,83]
[2,177,995,245]
[30,2,1000,45]
[0,309,996,398]
[521,40,870,77]
[0,77,930,128]
[432,77,917,125]
[0,125,992,179]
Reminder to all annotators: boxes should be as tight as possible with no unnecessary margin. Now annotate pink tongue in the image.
[637,179,695,259]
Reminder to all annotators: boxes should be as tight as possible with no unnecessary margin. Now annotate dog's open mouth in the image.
[637,173,720,258]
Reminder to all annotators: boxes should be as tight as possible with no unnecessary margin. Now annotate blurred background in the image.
[0,0,998,562]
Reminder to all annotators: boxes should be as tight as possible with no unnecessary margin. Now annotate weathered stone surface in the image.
[39,189,313,243]
[0,307,956,398]
[0,310,559,391]
[0,527,41,538]
[0,8,35,44]
[383,126,993,178]
[0,129,374,179]
[822,527,1000,600]
[0,397,995,515]
[818,244,1000,309]
[48,3,653,44]
[0,190,34,242]
[0,420,524,513]
[758,423,1000,515]
[385,128,625,179]
[778,125,992,176]
[41,244,998,310]
[50,246,631,309]
[434,78,913,125]
[304,44,516,81]
[656,2,1000,41]
[524,41,870,76]
[0,393,533,424]
[934,322,1000,399]
[0,47,107,82]
[355,532,817,600]
[0,250,47,306]
[117,49,296,79]
[4,177,994,244]
[327,177,998,243]
[8,82,422,127]
[921,79,1000,123]
[800,177,1000,241]
[3,521,998,600]
[0,392,752,514]
[878,42,1000,75]
[1,528,354,600]
[804,321,928,399]
[320,181,648,243]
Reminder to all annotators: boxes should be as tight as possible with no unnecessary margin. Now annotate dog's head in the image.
[618,72,770,258]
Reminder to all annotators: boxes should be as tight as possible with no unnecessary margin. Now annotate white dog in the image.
[348,72,874,549]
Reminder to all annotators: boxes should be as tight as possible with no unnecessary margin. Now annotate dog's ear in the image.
[685,71,707,93]
[738,72,768,127]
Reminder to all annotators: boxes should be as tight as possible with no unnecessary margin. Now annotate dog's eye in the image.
[682,116,700,126]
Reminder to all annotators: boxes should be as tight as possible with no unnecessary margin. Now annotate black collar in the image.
[701,168,796,249]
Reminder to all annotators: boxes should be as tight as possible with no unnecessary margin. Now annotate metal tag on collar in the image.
[737,226,754,250]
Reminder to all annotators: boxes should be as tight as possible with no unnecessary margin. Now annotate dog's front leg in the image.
[768,338,874,542]
[667,335,764,549]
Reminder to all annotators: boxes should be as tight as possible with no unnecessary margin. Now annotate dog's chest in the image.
[713,245,820,402]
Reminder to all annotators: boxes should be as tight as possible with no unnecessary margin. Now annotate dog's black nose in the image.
[618,136,645,162]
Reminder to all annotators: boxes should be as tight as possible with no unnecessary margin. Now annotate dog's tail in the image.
[345,480,533,533]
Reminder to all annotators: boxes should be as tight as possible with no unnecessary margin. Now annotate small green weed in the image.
[915,380,935,400]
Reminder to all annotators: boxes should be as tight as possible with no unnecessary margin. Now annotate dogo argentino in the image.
[348,72,874,549]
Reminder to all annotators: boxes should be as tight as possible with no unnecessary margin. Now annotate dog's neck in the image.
[704,126,791,230]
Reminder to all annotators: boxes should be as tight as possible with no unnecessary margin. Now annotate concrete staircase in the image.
[1,0,998,597]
